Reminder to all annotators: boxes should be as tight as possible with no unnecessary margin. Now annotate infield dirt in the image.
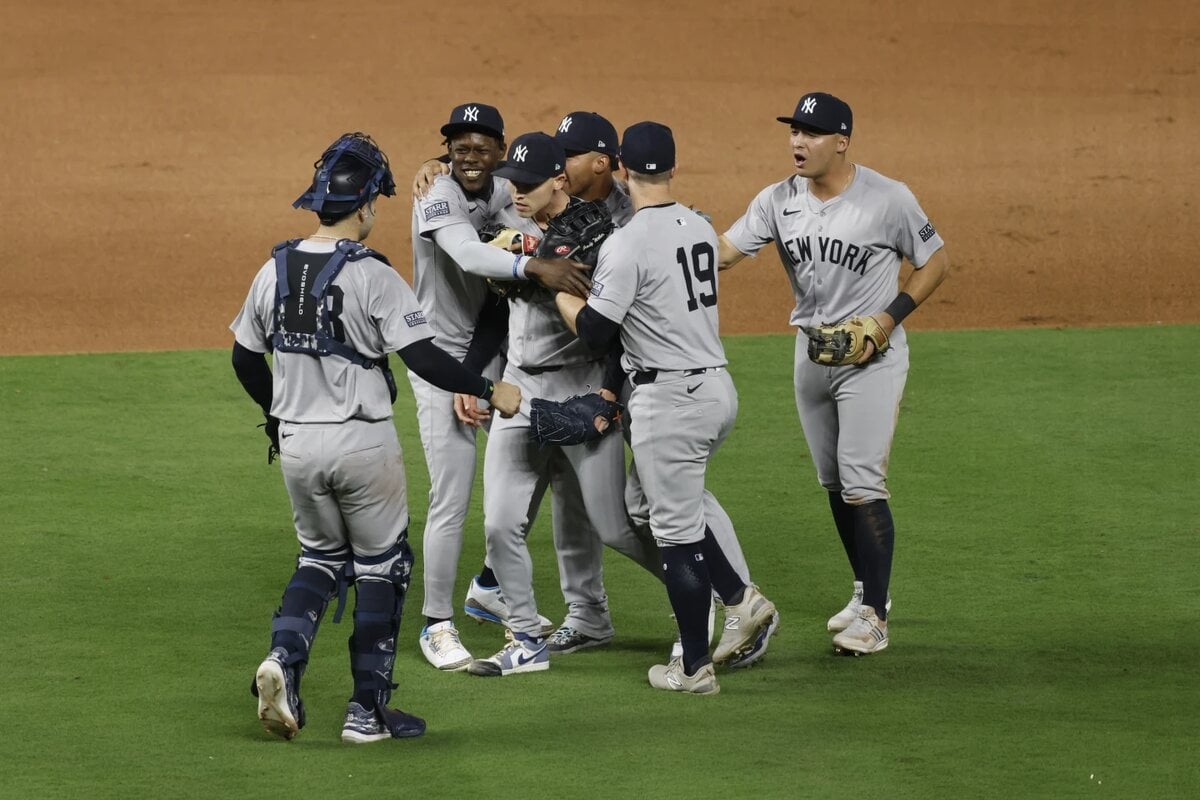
[3,1,1196,355]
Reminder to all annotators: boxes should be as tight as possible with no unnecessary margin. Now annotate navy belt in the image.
[632,367,710,385]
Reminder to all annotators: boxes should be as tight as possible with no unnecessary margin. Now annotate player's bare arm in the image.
[857,248,951,364]
[555,291,587,334]
[718,234,748,271]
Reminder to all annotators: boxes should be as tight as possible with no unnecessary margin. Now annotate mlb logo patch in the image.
[423,201,450,222]
[918,222,937,243]
[404,311,427,328]
[589,280,604,298]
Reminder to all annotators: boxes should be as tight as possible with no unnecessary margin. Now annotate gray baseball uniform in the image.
[723,165,945,501]
[231,239,432,564]
[409,175,511,620]
[481,200,660,641]
[587,203,740,547]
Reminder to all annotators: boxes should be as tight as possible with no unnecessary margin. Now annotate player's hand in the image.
[489,381,522,418]
[854,313,896,366]
[411,159,451,200]
[598,388,618,403]
[525,257,593,298]
[453,393,492,427]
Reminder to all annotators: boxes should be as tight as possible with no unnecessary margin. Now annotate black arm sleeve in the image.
[462,294,510,373]
[231,342,273,415]
[602,341,626,395]
[398,338,493,399]
[575,304,621,353]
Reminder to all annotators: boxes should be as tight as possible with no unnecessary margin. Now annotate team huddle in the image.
[230,93,950,742]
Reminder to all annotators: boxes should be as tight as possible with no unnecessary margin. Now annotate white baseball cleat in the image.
[467,635,549,677]
[827,581,892,632]
[726,610,780,670]
[463,576,556,636]
[832,605,889,655]
[713,584,777,665]
[648,658,720,695]
[419,621,472,671]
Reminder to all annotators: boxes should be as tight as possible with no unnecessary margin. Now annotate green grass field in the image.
[2,327,1197,799]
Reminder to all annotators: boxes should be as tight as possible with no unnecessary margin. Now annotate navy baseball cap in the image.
[554,111,620,160]
[440,102,505,142]
[492,132,566,184]
[620,121,675,175]
[777,92,853,136]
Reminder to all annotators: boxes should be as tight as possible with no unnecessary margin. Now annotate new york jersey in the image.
[588,203,726,373]
[231,240,432,423]
[412,175,513,358]
[724,165,944,348]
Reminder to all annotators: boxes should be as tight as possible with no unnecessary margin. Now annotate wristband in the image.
[513,255,530,280]
[883,292,917,325]
[481,379,494,401]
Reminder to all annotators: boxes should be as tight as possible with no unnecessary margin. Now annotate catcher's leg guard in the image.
[852,500,895,621]
[270,545,349,669]
[348,535,413,708]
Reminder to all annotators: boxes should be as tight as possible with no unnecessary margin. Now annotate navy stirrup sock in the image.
[852,499,895,621]
[700,526,746,605]
[829,491,864,582]
[659,542,713,675]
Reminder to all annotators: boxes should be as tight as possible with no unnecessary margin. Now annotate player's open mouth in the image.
[462,169,484,180]
[794,154,807,168]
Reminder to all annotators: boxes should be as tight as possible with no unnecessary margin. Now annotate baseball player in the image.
[454,131,666,676]
[717,92,951,654]
[230,132,521,742]
[556,122,779,694]
[550,111,758,661]
[409,103,587,671]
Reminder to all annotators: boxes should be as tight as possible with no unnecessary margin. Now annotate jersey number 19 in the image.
[676,242,717,312]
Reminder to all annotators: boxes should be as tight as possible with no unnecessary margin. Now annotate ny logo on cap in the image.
[558,116,573,133]
[464,106,479,122]
[513,145,529,162]
[802,97,817,114]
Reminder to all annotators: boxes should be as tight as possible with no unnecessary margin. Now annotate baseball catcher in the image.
[802,316,890,366]
[529,393,623,446]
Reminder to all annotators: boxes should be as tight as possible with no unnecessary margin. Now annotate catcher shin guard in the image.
[349,537,413,708]
[270,546,349,667]
[852,500,895,621]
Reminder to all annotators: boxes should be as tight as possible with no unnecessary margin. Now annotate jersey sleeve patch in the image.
[918,222,937,243]
[404,310,428,327]
[423,201,451,222]
[589,280,604,298]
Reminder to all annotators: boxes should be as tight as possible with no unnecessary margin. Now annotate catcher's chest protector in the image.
[270,239,396,397]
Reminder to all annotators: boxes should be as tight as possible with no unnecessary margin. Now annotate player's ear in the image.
[593,154,608,175]
[553,174,568,191]
[837,135,850,154]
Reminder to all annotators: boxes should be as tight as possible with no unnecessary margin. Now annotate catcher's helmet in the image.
[293,132,396,216]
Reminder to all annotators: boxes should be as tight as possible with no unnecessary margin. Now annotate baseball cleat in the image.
[341,702,426,743]
[725,610,780,670]
[254,647,304,740]
[419,621,472,671]
[827,581,892,632]
[467,634,549,677]
[547,624,613,655]
[648,658,720,695]
[463,576,556,636]
[712,584,777,665]
[832,605,889,655]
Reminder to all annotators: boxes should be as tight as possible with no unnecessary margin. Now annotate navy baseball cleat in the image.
[547,624,613,655]
[254,647,305,740]
[341,702,427,743]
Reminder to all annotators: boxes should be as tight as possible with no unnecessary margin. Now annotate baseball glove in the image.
[529,393,623,446]
[533,200,615,267]
[479,221,540,255]
[803,316,891,366]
